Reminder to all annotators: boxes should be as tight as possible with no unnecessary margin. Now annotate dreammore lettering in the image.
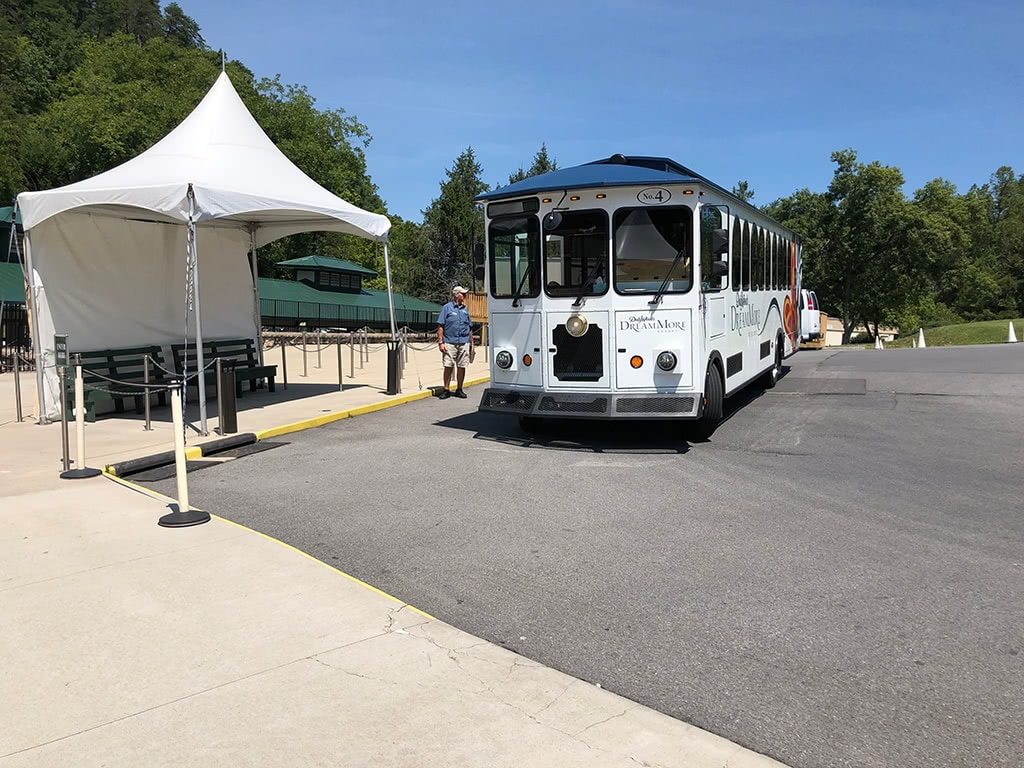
[620,316,687,333]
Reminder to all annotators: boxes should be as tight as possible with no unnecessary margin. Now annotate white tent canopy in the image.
[17,72,395,428]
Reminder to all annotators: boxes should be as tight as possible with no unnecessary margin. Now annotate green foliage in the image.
[422,147,489,301]
[885,317,1023,348]
[767,150,1024,341]
[508,143,557,185]
[162,3,205,48]
[731,180,754,203]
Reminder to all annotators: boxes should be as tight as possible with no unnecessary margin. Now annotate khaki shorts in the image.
[442,343,470,369]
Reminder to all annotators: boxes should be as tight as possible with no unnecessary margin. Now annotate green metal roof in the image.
[277,255,378,276]
[0,262,26,304]
[0,206,22,226]
[259,277,440,312]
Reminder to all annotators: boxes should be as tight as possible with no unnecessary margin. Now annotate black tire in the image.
[692,362,723,440]
[760,336,783,389]
[519,415,542,433]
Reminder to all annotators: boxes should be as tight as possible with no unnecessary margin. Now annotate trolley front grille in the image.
[552,324,604,382]
[481,391,536,411]
[615,396,695,414]
[538,395,608,414]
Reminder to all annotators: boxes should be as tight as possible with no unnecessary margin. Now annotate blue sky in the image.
[190,0,1023,221]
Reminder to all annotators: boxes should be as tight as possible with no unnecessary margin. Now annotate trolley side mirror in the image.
[711,228,729,256]
[473,264,485,281]
[709,261,729,278]
[472,242,485,267]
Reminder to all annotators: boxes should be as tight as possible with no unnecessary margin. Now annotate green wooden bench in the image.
[171,338,276,398]
[64,346,171,422]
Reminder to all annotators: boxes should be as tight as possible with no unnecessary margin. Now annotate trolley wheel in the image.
[519,415,542,433]
[692,362,724,440]
[760,336,783,389]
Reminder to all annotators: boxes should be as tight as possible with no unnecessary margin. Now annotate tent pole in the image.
[382,241,398,341]
[12,204,46,424]
[188,188,208,435]
[249,226,263,365]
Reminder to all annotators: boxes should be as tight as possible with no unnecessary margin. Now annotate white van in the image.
[800,289,821,341]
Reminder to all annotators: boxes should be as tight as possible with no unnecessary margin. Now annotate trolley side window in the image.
[489,215,541,300]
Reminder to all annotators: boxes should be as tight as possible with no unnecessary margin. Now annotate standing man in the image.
[436,286,474,399]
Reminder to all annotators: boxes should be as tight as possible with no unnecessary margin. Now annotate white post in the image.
[74,363,86,468]
[917,327,926,349]
[158,380,209,526]
[172,387,189,513]
[382,242,398,341]
[188,188,208,435]
[60,357,100,479]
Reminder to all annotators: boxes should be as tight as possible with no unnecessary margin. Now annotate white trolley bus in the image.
[474,155,802,437]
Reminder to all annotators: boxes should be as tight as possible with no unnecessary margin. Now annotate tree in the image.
[162,3,205,48]
[422,147,489,301]
[731,180,754,203]
[84,0,163,44]
[767,150,938,342]
[508,143,557,184]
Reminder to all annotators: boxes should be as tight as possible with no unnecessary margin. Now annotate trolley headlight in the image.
[565,314,589,338]
[495,350,514,369]
[656,351,678,371]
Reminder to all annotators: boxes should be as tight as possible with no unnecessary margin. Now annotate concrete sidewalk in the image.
[0,341,489,497]
[0,479,786,767]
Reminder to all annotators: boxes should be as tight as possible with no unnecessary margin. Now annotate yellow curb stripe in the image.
[101,473,436,621]
[211,515,435,620]
[254,375,490,441]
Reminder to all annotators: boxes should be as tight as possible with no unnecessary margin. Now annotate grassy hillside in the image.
[884,318,1024,348]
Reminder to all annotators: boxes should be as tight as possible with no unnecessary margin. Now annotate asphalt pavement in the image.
[149,345,1024,767]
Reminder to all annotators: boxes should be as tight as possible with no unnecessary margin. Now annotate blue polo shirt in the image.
[437,301,471,344]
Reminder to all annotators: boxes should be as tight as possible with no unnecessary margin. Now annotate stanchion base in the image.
[158,508,211,528]
[60,467,102,480]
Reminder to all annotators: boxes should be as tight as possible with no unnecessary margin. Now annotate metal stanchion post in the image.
[317,330,322,369]
[359,328,365,369]
[280,338,288,390]
[13,345,23,423]
[158,385,210,528]
[143,355,152,431]
[61,358,100,479]
[58,364,71,474]
[302,326,308,377]
[342,337,350,393]
[349,331,354,376]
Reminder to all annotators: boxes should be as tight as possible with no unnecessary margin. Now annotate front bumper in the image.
[479,388,700,419]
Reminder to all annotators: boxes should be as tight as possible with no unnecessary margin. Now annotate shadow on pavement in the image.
[434,409,692,455]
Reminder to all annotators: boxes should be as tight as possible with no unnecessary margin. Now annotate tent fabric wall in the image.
[29,212,256,419]
[16,72,394,425]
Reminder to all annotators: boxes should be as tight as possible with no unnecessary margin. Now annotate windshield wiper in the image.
[511,263,533,307]
[649,249,686,306]
[573,259,606,308]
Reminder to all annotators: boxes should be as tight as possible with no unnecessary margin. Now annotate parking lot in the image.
[148,345,1024,767]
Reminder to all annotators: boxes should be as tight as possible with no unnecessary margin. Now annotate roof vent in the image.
[608,153,629,165]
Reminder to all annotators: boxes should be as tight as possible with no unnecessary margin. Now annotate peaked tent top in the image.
[17,72,390,245]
